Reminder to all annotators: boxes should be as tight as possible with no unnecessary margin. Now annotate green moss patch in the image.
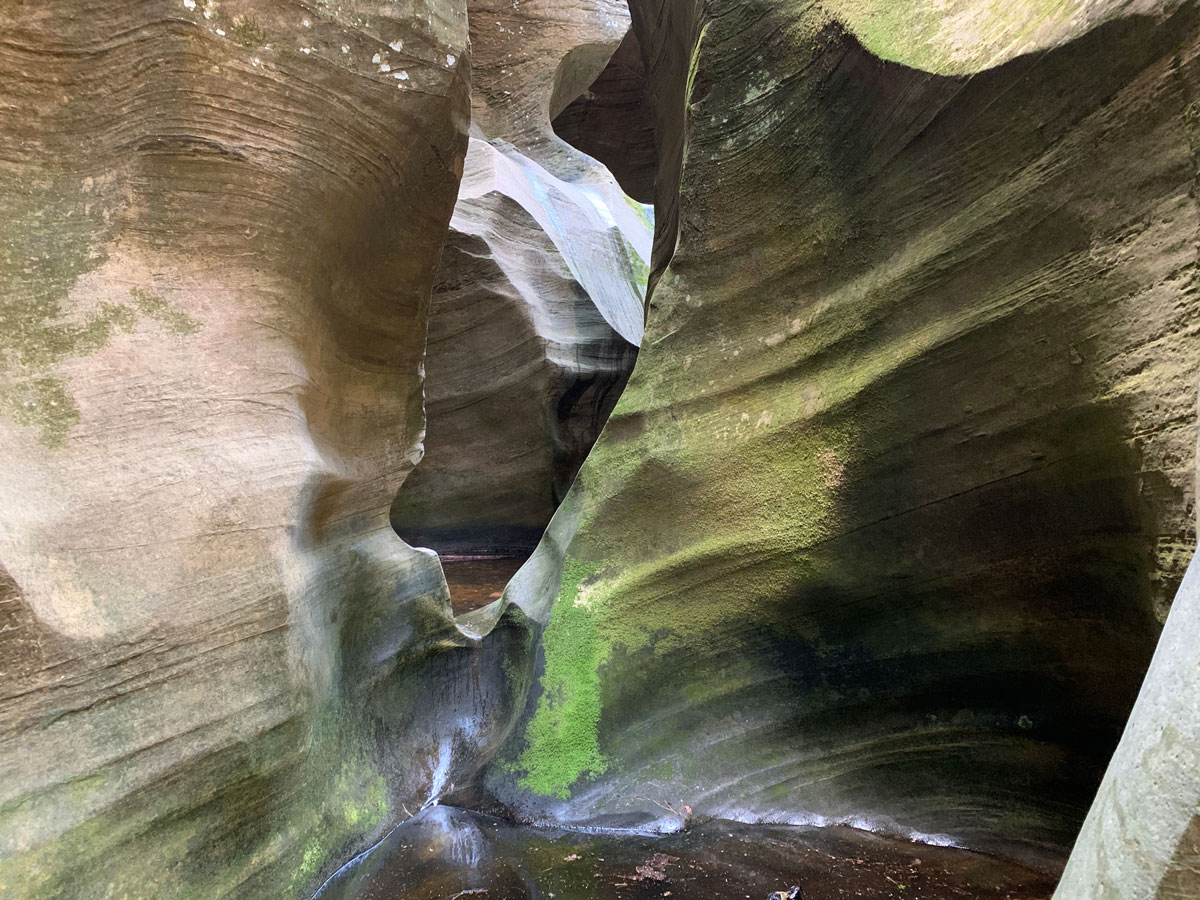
[0,712,391,900]
[130,288,201,335]
[0,177,202,446]
[515,560,610,798]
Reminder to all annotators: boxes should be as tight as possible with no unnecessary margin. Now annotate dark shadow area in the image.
[388,218,638,609]
[552,29,658,204]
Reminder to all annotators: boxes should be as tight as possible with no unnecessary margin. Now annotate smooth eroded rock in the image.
[392,0,652,567]
[485,0,1200,864]
[0,1,473,896]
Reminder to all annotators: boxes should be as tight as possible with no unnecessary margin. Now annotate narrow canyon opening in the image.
[3,2,1198,900]
[389,10,657,615]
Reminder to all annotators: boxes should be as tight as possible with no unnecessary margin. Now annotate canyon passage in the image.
[1,1,1199,899]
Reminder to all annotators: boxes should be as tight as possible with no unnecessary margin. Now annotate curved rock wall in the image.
[392,0,651,558]
[5,0,1199,894]
[0,1,471,896]
[552,28,658,204]
[486,0,1200,862]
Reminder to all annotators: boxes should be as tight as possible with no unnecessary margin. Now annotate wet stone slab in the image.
[314,806,1059,900]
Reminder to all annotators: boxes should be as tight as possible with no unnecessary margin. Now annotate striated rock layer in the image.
[484,0,1200,865]
[392,0,651,560]
[0,1,476,897]
[389,134,649,556]
[4,0,1200,895]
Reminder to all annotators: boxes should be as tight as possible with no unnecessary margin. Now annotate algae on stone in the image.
[516,560,609,798]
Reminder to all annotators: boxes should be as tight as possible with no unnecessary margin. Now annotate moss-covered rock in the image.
[486,0,1200,862]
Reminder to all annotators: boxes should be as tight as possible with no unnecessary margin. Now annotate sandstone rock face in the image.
[388,135,648,556]
[467,0,632,162]
[1054,551,1200,899]
[0,1,473,896]
[486,0,1200,863]
[820,0,1189,74]
[5,0,1200,895]
[392,0,651,559]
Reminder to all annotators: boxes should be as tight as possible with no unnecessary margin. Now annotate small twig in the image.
[443,891,487,900]
[633,796,686,818]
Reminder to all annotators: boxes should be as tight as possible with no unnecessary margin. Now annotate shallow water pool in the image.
[315,806,1058,900]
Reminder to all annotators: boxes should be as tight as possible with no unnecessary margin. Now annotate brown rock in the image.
[0,1,470,895]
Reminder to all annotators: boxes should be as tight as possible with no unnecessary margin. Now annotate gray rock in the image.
[1054,551,1200,899]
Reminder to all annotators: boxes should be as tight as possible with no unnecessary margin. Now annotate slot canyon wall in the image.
[0,0,650,898]
[1,1,1199,899]
[485,0,1200,872]
[0,0,474,897]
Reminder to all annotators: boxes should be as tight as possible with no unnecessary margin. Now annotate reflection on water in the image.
[315,806,1059,900]
[441,556,528,614]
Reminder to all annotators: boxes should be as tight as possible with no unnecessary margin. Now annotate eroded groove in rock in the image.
[388,153,646,566]
[552,29,658,203]
[481,0,1200,864]
[619,0,705,292]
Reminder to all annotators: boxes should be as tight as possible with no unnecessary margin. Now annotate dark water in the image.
[315,807,1059,900]
[441,557,527,614]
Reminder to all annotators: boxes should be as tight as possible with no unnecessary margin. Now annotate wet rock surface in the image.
[316,806,1059,900]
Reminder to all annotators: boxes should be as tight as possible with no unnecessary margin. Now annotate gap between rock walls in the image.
[377,0,658,831]
[389,2,656,620]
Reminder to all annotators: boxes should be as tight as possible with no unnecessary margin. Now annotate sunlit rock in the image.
[0,1,469,896]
